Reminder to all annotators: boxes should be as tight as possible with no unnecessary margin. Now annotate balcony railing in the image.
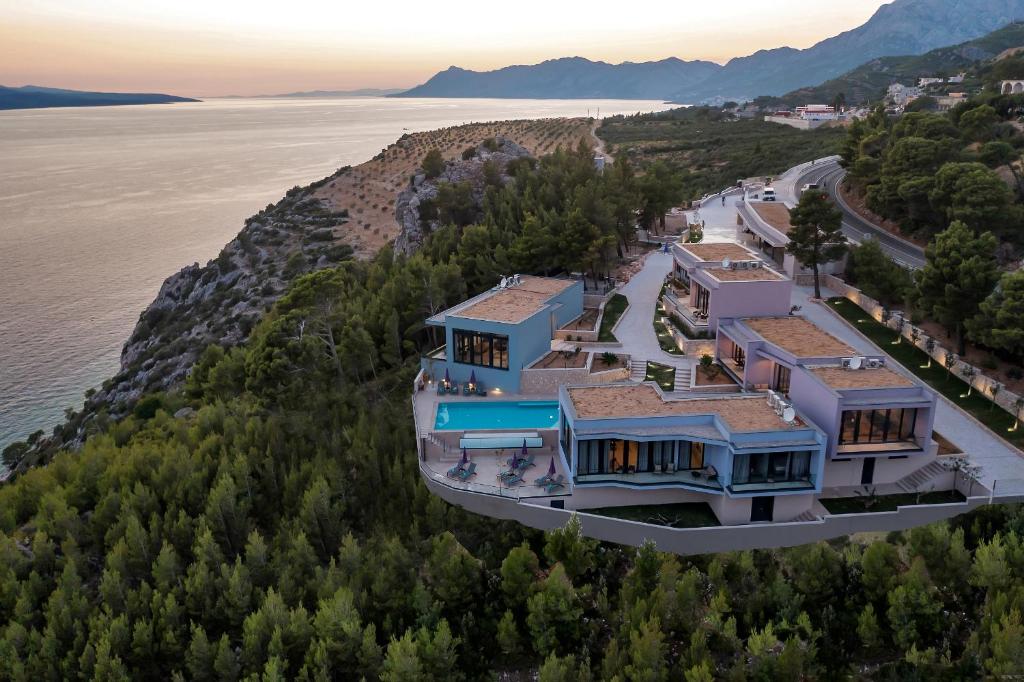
[728,478,816,494]
[575,469,723,491]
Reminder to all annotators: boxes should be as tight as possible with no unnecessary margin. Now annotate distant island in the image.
[0,85,199,110]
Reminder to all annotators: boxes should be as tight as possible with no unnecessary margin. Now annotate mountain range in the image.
[395,0,1024,102]
[0,85,198,110]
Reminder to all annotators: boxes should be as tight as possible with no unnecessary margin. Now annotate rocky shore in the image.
[9,119,594,465]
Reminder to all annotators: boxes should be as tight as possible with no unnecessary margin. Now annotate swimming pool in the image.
[434,401,560,431]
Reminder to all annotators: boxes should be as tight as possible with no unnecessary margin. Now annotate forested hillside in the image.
[3,144,1024,679]
[842,93,1024,242]
[597,107,845,201]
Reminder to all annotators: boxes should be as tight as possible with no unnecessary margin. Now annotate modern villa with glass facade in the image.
[421,275,584,394]
[558,383,827,523]
[716,315,937,489]
[412,245,958,547]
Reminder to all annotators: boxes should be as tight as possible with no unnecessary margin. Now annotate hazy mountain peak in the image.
[397,0,1024,102]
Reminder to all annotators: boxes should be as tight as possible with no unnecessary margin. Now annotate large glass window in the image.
[695,284,710,315]
[732,451,812,486]
[575,439,714,477]
[453,329,509,370]
[772,363,791,394]
[839,408,917,446]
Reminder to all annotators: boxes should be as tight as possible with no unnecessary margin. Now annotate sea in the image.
[0,97,671,451]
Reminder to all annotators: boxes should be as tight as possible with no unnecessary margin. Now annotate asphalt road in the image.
[795,159,926,270]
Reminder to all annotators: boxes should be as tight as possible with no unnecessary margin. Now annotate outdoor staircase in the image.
[628,359,693,392]
[895,461,947,493]
[673,367,693,392]
[791,509,819,523]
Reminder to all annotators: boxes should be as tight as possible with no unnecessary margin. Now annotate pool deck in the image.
[412,383,570,500]
[412,385,559,436]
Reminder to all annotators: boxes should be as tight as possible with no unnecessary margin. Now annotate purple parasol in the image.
[444,368,451,385]
[469,370,476,385]
[547,457,556,477]
[460,448,468,465]
[521,438,528,456]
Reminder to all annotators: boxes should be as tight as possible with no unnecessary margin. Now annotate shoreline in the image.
[2,108,646,461]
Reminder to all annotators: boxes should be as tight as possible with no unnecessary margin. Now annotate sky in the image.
[0,0,890,97]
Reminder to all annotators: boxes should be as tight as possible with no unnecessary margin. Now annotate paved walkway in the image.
[614,251,692,369]
[794,284,1024,493]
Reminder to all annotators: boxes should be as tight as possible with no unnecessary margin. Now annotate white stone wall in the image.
[826,274,1022,420]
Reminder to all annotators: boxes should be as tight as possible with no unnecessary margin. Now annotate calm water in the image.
[434,401,561,431]
[0,97,669,449]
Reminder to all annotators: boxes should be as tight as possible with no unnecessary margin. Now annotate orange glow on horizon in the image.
[0,1,889,97]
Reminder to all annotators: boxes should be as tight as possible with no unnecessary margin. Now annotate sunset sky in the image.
[1,0,890,97]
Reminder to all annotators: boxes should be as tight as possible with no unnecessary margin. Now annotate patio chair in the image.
[448,383,460,394]
[463,383,472,396]
[457,462,477,481]
[437,382,447,396]
[534,473,553,486]
[446,462,466,478]
[545,475,566,494]
[503,471,524,486]
[475,383,486,396]
[516,454,536,470]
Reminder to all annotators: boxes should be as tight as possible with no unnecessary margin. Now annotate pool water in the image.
[434,401,560,431]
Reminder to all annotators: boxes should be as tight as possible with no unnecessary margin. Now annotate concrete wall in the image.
[421,463,988,555]
[691,271,793,332]
[519,363,629,394]
[822,454,944,489]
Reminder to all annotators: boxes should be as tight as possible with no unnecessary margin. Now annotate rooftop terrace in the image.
[567,384,799,432]
[809,365,915,390]
[743,317,854,358]
[678,242,759,262]
[455,276,575,323]
[705,267,785,282]
[751,203,793,234]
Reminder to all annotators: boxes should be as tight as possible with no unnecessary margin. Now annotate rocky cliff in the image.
[88,176,353,417]
[394,137,531,255]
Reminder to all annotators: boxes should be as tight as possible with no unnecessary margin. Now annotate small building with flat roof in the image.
[668,242,793,334]
[558,382,827,524]
[422,275,583,394]
[735,199,845,278]
[716,315,937,487]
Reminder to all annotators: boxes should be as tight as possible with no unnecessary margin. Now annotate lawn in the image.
[598,293,629,342]
[645,361,676,391]
[588,503,720,528]
[827,297,1024,446]
[654,319,685,355]
[821,490,967,515]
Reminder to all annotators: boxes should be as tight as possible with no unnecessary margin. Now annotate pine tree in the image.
[916,221,999,354]
[786,190,847,299]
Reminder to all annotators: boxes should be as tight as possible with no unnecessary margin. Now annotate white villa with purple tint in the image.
[411,239,999,555]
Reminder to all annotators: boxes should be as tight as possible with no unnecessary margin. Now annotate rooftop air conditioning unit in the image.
[867,358,884,369]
